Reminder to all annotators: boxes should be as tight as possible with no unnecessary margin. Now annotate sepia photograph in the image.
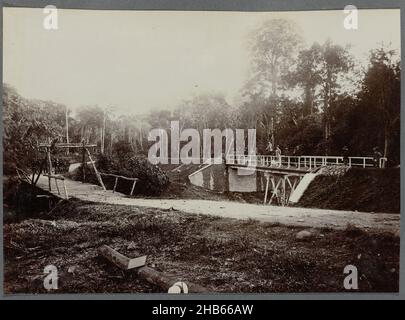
[2,5,401,295]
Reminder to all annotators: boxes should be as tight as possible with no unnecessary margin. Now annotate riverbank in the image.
[4,198,400,293]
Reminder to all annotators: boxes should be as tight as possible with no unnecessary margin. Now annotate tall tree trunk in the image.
[323,76,332,155]
[66,107,69,155]
[100,127,104,154]
[384,124,390,166]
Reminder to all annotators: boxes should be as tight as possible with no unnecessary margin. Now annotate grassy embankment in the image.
[298,168,400,213]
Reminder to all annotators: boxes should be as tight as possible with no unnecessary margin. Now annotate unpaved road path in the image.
[36,175,400,233]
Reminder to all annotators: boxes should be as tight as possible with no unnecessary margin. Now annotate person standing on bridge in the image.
[275,145,282,167]
[266,141,273,155]
[373,146,382,168]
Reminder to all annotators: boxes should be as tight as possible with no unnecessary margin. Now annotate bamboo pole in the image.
[86,148,106,190]
[55,178,60,195]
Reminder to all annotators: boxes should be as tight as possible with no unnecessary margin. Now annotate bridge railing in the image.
[226,154,387,169]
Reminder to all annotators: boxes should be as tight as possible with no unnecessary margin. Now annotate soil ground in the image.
[4,199,400,294]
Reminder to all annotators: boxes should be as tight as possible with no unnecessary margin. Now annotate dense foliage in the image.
[2,84,67,174]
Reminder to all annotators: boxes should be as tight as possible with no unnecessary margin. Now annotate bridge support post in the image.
[269,176,281,205]
[264,175,270,204]
[113,177,118,192]
[281,176,286,206]
[62,180,69,199]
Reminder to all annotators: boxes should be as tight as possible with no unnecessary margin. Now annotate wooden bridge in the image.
[18,141,138,201]
[224,154,387,206]
[226,163,310,206]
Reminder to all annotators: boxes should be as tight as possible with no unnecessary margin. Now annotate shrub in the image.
[74,154,169,196]
[121,157,169,196]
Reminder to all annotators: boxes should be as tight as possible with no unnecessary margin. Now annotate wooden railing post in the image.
[130,180,137,196]
[62,180,69,199]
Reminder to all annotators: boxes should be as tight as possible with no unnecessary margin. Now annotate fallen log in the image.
[137,266,209,293]
[98,245,147,270]
[98,245,208,293]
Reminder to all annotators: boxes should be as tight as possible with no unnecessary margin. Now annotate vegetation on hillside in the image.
[298,168,400,213]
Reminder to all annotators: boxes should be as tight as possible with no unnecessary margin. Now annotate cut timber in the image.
[98,245,147,270]
[98,245,208,293]
[137,266,209,293]
[289,172,318,204]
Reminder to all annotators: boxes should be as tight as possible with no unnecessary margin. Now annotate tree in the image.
[360,47,400,164]
[75,105,104,144]
[287,43,323,116]
[318,40,353,153]
[249,19,303,96]
[173,93,234,133]
[2,84,66,173]
[245,19,303,148]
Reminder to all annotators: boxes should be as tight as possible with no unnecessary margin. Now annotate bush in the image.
[74,154,169,196]
[123,157,169,196]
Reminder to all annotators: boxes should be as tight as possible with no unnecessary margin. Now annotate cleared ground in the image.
[4,199,400,293]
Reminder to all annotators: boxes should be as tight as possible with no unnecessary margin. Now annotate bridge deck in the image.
[227,163,310,175]
[36,174,126,202]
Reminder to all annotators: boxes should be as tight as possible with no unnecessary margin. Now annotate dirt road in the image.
[36,175,400,233]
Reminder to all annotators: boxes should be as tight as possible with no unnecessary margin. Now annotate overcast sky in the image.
[3,8,401,115]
